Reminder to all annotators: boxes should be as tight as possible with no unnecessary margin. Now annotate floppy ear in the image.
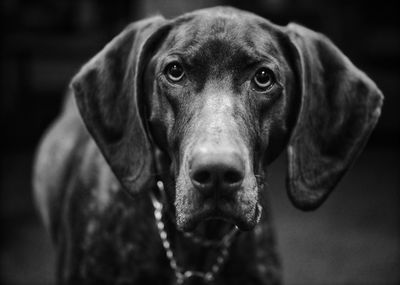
[71,16,169,196]
[285,23,383,210]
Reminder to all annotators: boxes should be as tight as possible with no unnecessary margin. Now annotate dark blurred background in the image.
[0,0,399,284]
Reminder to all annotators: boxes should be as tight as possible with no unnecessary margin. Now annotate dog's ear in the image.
[71,17,169,196]
[285,23,383,210]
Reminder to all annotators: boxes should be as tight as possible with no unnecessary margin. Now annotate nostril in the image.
[224,169,244,184]
[189,147,245,193]
[193,170,212,185]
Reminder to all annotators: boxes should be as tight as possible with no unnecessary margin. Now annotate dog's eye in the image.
[165,62,184,82]
[252,68,275,91]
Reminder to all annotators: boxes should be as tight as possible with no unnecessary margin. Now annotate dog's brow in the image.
[165,21,281,68]
[170,34,267,61]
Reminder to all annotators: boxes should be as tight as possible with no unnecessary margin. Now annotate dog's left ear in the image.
[285,23,383,210]
[71,17,169,196]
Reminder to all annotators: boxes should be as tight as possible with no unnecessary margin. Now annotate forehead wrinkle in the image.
[255,21,283,56]
[161,18,201,55]
[175,29,261,65]
[182,39,278,76]
[168,18,280,64]
[167,14,244,50]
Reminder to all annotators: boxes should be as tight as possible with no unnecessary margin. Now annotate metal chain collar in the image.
[150,181,239,284]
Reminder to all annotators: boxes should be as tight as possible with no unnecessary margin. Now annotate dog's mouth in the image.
[184,218,237,242]
[176,198,263,232]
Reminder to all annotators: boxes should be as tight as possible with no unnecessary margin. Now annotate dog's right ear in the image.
[71,17,169,196]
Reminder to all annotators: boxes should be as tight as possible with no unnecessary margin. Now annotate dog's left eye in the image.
[165,62,184,82]
[252,68,275,91]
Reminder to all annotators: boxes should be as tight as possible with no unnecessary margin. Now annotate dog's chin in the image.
[189,218,236,240]
[176,203,262,232]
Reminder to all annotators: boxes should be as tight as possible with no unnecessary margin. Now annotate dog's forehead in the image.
[163,10,281,64]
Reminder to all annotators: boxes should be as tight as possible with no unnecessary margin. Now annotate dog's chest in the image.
[65,170,278,284]
[65,180,169,283]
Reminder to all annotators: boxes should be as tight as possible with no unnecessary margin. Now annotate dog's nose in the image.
[189,146,245,196]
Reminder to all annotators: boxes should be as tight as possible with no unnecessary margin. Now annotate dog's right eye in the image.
[165,62,184,83]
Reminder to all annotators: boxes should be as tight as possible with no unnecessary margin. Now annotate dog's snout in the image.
[189,146,245,196]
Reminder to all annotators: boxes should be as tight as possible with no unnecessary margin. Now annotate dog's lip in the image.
[187,217,236,240]
[178,203,261,232]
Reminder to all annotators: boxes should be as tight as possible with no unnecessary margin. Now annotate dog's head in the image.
[72,7,383,231]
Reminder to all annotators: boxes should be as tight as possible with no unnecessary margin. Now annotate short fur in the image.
[33,6,383,285]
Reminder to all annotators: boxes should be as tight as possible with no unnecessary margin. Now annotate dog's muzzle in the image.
[174,140,262,232]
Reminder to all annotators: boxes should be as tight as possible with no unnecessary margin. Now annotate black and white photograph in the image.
[1,0,398,284]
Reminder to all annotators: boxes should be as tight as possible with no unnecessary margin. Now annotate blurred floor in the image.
[269,147,400,285]
[0,146,399,285]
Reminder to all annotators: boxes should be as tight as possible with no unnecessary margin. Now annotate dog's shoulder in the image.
[33,91,115,239]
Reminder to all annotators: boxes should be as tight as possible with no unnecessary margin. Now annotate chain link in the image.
[151,181,239,284]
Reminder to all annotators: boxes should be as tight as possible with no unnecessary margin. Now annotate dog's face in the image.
[145,13,296,230]
[72,7,382,232]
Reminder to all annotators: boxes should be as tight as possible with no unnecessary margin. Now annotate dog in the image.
[33,6,383,285]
